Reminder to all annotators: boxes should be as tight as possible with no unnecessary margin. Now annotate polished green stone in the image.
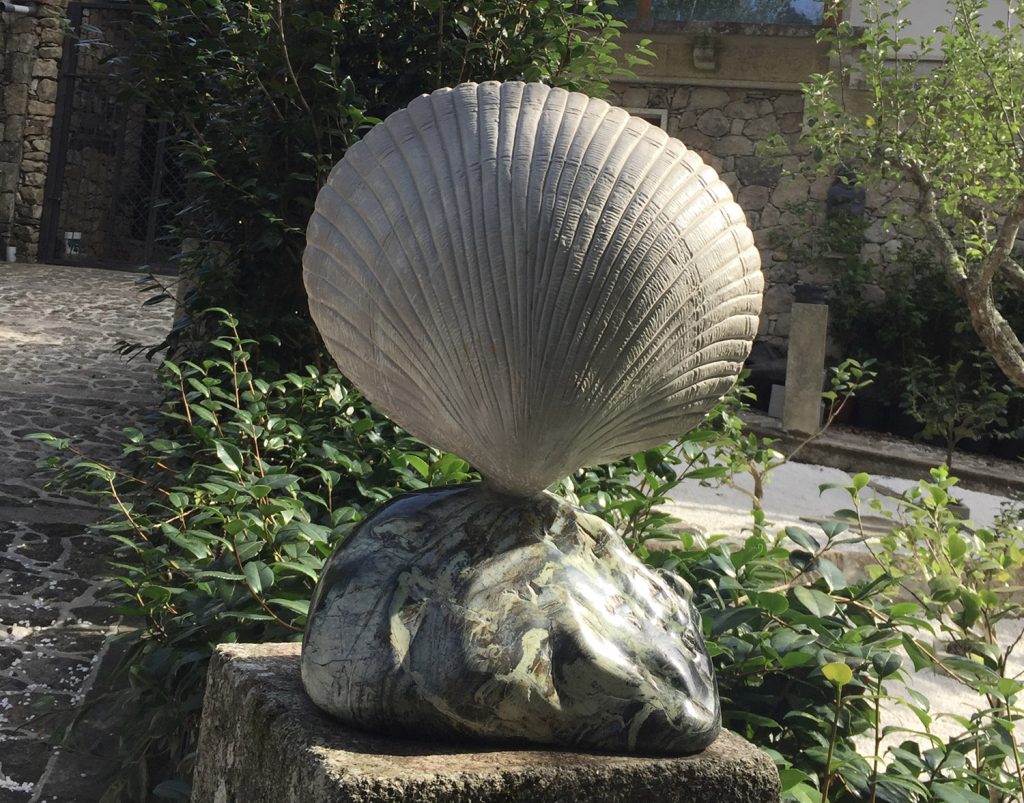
[301,483,720,755]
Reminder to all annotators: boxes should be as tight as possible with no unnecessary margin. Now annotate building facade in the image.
[1,0,178,267]
[0,0,68,262]
[1,0,1017,355]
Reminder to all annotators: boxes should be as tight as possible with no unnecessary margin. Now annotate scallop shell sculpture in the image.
[301,81,764,756]
[303,81,762,497]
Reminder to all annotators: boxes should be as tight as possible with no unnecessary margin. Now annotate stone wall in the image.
[53,5,156,265]
[1,4,163,265]
[611,81,836,349]
[611,26,1024,357]
[0,0,68,261]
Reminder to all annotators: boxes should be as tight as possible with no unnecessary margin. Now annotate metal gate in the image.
[39,1,183,269]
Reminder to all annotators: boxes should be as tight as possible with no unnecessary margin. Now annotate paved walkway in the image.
[0,264,171,802]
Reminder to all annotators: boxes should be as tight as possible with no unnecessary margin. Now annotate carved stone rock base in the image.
[301,484,720,755]
[193,643,781,803]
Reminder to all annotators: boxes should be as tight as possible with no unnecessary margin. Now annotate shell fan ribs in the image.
[303,81,763,497]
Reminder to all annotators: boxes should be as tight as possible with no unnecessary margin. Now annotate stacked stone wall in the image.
[0,0,68,260]
[612,81,1024,357]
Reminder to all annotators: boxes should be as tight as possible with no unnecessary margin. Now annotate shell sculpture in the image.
[301,81,763,755]
[303,81,762,497]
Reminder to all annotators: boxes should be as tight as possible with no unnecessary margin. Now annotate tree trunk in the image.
[963,273,1024,389]
[897,158,1024,389]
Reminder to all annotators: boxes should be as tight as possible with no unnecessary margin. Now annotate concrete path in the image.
[0,264,171,803]
[665,460,1015,539]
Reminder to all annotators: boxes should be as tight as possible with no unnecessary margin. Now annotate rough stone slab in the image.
[192,643,780,803]
[782,302,828,435]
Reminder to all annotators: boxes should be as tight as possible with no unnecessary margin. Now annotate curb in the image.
[743,412,1024,498]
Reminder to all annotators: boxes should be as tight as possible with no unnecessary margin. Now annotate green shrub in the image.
[35,312,476,799]
[902,351,1019,469]
[640,471,1024,803]
[123,0,651,365]
[34,321,1024,802]
[828,243,1024,454]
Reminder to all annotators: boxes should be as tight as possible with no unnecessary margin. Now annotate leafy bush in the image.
[563,375,1024,802]
[798,0,1024,388]
[902,351,1019,469]
[124,0,651,364]
[829,245,968,401]
[35,321,1024,802]
[581,436,1024,799]
[819,237,1024,456]
[657,470,1024,803]
[35,312,476,799]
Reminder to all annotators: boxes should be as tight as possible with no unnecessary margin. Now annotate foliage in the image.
[815,214,875,362]
[32,320,1024,801]
[124,0,650,364]
[862,467,1024,692]
[844,467,1024,802]
[902,350,1018,468]
[820,236,1024,455]
[573,447,1024,801]
[562,364,1024,802]
[802,0,1024,387]
[829,244,970,400]
[32,312,477,800]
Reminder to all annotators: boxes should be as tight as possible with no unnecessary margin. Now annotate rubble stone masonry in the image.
[0,0,68,261]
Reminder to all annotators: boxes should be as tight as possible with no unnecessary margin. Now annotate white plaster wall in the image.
[847,0,1017,53]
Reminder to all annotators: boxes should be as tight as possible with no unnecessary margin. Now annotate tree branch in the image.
[979,192,1024,290]
[1003,255,1024,294]
[891,155,969,284]
[954,0,1023,166]
[893,158,1024,387]
[272,0,322,164]
[963,278,1024,387]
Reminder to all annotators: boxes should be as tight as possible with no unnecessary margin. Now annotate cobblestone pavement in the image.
[0,264,172,802]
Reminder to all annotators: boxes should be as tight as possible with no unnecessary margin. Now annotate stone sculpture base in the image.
[301,485,719,754]
[191,643,781,803]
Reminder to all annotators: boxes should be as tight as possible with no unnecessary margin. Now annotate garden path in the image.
[0,263,172,802]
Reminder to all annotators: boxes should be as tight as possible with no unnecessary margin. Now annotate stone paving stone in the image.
[0,263,171,801]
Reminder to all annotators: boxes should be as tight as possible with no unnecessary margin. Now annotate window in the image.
[612,0,825,25]
[625,108,670,129]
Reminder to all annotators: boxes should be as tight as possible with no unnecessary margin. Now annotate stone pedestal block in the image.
[782,302,829,435]
[192,643,780,803]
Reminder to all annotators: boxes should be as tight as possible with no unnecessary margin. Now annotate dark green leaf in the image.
[710,607,762,636]
[785,526,820,551]
[793,587,836,618]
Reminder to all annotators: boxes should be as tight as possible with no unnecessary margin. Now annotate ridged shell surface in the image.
[304,81,763,496]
